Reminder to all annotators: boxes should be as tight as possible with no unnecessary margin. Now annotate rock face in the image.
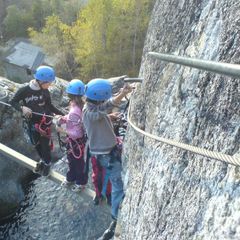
[120,1,240,240]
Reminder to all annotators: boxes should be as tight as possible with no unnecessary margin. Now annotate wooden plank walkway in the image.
[0,142,109,210]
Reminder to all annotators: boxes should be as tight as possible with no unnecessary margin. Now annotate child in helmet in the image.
[83,78,133,238]
[10,65,64,176]
[55,79,88,191]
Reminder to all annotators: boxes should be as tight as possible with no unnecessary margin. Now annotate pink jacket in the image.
[60,102,84,140]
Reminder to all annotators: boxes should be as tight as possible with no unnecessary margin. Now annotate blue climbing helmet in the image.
[66,79,85,96]
[85,79,112,101]
[34,66,55,82]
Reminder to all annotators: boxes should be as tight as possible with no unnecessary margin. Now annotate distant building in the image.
[2,39,51,83]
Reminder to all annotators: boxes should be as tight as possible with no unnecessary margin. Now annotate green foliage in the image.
[3,5,34,39]
[71,0,154,79]
[2,0,84,40]
[3,0,154,81]
[31,0,52,30]
[29,15,78,79]
[0,49,5,77]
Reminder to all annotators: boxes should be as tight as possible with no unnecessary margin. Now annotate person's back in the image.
[83,100,117,154]
[83,78,133,240]
[64,102,84,140]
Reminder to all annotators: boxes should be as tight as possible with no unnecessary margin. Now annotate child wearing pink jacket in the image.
[57,79,88,192]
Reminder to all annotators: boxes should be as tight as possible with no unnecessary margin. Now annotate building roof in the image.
[3,41,45,70]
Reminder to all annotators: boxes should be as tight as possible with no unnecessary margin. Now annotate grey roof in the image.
[3,41,45,70]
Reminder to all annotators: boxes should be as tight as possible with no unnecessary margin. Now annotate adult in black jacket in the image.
[10,66,63,176]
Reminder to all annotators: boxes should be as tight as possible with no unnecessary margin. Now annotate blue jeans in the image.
[96,152,124,219]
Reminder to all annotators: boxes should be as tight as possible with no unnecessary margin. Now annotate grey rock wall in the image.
[120,1,240,240]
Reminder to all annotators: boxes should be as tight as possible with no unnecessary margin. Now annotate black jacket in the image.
[10,85,63,123]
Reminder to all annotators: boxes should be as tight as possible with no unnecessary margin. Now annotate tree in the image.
[3,5,34,39]
[29,15,77,80]
[28,0,154,81]
[71,0,153,79]
[2,0,85,40]
[31,0,52,30]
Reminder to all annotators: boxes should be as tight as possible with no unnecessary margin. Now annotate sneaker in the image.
[97,220,117,240]
[108,220,117,231]
[33,161,45,174]
[41,163,51,177]
[61,179,74,188]
[71,184,83,192]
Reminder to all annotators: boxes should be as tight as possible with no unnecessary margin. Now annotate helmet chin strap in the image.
[36,80,45,89]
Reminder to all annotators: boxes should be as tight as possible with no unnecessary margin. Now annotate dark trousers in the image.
[66,139,88,185]
[31,127,51,164]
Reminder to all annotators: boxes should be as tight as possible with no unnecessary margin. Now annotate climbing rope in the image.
[127,102,240,166]
[125,52,240,166]
[0,100,54,118]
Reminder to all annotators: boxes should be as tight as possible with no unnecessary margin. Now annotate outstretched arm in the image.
[112,83,133,105]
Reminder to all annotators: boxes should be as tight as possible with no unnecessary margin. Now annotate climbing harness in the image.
[35,114,52,138]
[67,137,86,159]
[22,114,54,150]
[35,114,54,149]
[0,100,72,151]
[93,110,127,203]
[113,115,128,139]
[0,90,58,148]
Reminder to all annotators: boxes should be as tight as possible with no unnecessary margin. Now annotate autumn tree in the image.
[71,0,153,79]
[28,0,154,81]
[29,15,78,80]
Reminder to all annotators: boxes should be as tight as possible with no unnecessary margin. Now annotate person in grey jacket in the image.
[83,78,132,240]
